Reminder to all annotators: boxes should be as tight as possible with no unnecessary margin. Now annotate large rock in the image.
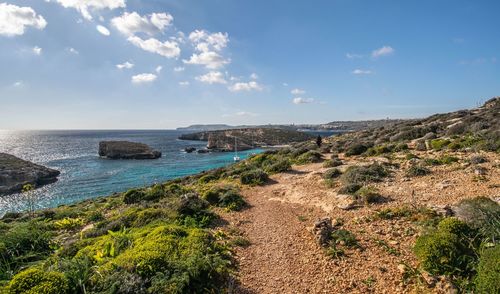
[0,153,60,196]
[98,141,161,159]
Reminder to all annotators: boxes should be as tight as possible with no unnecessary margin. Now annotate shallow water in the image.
[0,130,261,215]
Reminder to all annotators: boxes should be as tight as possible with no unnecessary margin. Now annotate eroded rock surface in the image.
[98,141,161,159]
[0,153,60,195]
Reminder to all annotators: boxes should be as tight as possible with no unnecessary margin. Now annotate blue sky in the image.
[0,0,499,129]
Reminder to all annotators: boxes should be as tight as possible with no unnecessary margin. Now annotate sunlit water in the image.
[0,130,262,215]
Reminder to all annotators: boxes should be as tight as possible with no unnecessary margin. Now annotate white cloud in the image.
[173,66,185,72]
[188,30,228,51]
[111,12,173,36]
[372,46,394,58]
[292,97,314,104]
[116,61,134,69]
[283,82,288,87]
[54,0,125,21]
[32,46,42,55]
[291,88,305,95]
[183,51,229,69]
[13,81,23,87]
[131,73,157,84]
[346,53,363,59]
[195,71,227,84]
[0,3,47,37]
[184,29,230,69]
[96,25,110,36]
[179,81,190,86]
[127,35,180,58]
[155,65,163,73]
[352,69,372,75]
[228,81,263,92]
[68,47,79,54]
[250,73,258,80]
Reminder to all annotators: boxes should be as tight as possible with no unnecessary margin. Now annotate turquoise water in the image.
[0,130,262,215]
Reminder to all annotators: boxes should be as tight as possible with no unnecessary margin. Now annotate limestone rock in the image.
[98,141,161,159]
[0,153,60,195]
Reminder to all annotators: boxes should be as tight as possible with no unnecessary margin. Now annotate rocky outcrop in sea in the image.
[98,141,161,159]
[0,153,60,196]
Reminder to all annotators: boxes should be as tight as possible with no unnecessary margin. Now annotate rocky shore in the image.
[98,141,161,159]
[0,153,60,196]
[179,128,314,151]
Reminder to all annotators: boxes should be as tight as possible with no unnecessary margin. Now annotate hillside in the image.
[0,98,498,293]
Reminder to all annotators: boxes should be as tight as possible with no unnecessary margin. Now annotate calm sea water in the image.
[0,130,262,215]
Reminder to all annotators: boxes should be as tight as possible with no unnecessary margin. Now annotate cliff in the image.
[179,128,314,151]
[98,141,161,159]
[0,153,60,196]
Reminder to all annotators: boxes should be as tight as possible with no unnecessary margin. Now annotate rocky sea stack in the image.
[0,153,60,196]
[98,141,161,159]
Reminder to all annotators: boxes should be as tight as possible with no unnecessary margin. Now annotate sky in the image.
[0,0,499,130]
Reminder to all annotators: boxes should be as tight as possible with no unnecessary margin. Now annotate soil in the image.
[222,151,499,293]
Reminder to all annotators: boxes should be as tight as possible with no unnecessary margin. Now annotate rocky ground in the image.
[222,151,499,293]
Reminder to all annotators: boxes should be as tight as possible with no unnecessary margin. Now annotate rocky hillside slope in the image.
[179,128,314,151]
[0,153,60,196]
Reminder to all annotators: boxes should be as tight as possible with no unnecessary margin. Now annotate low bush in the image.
[9,268,69,294]
[354,186,383,205]
[438,155,459,165]
[469,155,488,164]
[322,158,343,168]
[406,165,431,177]
[414,218,476,277]
[264,158,291,174]
[240,169,268,186]
[475,246,500,294]
[364,145,393,156]
[295,150,323,164]
[338,183,362,195]
[203,185,246,211]
[430,139,451,150]
[340,163,388,185]
[53,218,85,231]
[323,168,342,180]
[122,188,146,204]
[345,144,369,156]
[454,197,500,242]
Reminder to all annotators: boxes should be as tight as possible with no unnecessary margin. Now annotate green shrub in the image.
[469,155,488,164]
[338,183,362,195]
[405,153,419,160]
[323,158,343,168]
[340,163,388,185]
[295,150,323,164]
[430,139,451,150]
[53,218,84,231]
[365,145,393,156]
[454,197,500,242]
[345,144,369,156]
[264,158,291,174]
[323,168,342,180]
[240,169,268,186]
[198,174,218,184]
[354,186,383,205]
[414,217,477,277]
[330,229,359,248]
[406,165,431,177]
[9,268,69,294]
[475,246,500,294]
[143,184,165,201]
[122,188,146,204]
[394,143,409,152]
[438,155,459,165]
[203,185,246,211]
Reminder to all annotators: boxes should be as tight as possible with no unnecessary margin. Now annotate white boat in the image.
[233,136,240,162]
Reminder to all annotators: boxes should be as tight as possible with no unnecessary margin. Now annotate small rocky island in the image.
[98,141,161,159]
[179,128,314,151]
[0,153,60,196]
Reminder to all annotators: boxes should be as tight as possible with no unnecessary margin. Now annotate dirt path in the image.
[224,152,499,293]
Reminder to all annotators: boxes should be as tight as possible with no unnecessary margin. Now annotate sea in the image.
[0,130,265,215]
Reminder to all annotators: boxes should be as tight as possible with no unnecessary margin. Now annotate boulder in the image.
[184,147,197,153]
[0,153,60,195]
[98,141,161,159]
